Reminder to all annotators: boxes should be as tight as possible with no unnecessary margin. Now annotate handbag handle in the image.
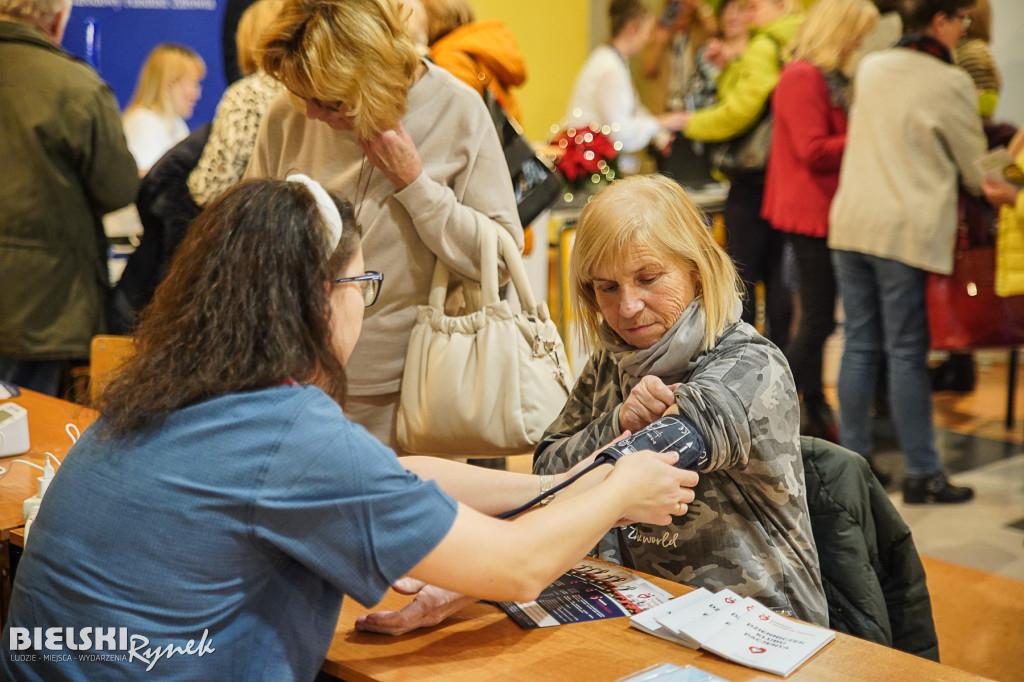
[425,229,548,321]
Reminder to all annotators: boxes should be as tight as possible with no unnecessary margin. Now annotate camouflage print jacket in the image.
[533,319,828,625]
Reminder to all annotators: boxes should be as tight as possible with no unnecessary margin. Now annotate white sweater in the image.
[829,48,986,274]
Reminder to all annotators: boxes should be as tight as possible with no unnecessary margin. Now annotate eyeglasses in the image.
[334,271,383,307]
[954,12,972,29]
[309,97,343,113]
[291,90,344,113]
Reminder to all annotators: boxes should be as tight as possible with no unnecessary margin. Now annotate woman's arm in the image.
[533,353,624,475]
[597,60,663,153]
[358,69,524,282]
[685,33,781,142]
[673,330,793,472]
[942,74,988,196]
[407,449,696,602]
[403,455,591,516]
[358,447,696,635]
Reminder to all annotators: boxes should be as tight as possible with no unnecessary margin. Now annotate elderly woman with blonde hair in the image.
[123,43,205,173]
[246,0,522,452]
[534,174,828,625]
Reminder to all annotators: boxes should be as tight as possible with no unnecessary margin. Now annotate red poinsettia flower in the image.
[551,123,620,191]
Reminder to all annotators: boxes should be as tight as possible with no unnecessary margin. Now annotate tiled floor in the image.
[859,356,1024,582]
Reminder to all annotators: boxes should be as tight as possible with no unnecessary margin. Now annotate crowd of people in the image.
[1,0,1022,677]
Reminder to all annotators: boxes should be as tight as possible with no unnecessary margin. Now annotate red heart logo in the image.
[749,646,767,654]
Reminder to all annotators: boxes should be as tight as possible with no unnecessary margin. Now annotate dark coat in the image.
[0,20,138,359]
[800,436,940,661]
[107,124,210,334]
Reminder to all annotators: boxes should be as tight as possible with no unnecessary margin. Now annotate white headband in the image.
[286,173,343,251]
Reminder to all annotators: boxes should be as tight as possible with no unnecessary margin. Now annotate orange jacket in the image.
[430,20,527,124]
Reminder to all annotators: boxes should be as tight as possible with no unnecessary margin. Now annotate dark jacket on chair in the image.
[800,436,939,661]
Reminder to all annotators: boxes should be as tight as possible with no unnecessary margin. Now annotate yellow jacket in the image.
[996,148,1024,297]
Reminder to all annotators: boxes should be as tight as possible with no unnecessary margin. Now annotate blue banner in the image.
[62,0,232,129]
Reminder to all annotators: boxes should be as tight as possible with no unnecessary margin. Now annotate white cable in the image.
[65,423,80,444]
[9,459,45,473]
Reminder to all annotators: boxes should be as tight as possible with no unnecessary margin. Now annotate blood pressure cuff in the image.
[596,413,709,471]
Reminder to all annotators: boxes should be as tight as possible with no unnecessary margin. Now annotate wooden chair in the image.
[88,335,135,403]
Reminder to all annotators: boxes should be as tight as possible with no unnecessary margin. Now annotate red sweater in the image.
[762,60,847,238]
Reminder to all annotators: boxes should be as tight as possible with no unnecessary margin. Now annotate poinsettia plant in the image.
[550,123,621,193]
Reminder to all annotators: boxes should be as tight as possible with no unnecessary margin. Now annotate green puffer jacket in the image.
[685,12,804,142]
[800,436,940,661]
[0,21,139,360]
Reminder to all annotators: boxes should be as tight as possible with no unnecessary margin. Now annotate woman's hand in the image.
[658,110,690,133]
[619,376,681,433]
[609,450,698,526]
[983,175,1020,209]
[359,122,423,190]
[704,39,727,68]
[354,577,476,635]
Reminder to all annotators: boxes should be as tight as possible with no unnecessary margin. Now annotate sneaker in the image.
[902,472,974,504]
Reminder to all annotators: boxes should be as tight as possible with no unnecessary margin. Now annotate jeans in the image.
[724,177,792,350]
[831,249,940,477]
[0,355,63,397]
[786,234,836,404]
[827,249,937,477]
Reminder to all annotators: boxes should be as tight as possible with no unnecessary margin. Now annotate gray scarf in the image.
[600,298,741,396]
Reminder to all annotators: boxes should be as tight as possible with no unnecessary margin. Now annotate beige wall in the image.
[472,0,591,142]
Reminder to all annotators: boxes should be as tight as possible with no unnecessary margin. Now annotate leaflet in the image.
[629,588,713,649]
[496,559,674,628]
[700,605,835,677]
[654,589,744,644]
[631,588,836,677]
[975,147,1024,187]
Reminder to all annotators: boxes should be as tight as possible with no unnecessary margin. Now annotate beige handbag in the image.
[397,228,572,457]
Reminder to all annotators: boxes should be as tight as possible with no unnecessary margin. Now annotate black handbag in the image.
[710,109,774,176]
[481,88,562,228]
[709,34,780,178]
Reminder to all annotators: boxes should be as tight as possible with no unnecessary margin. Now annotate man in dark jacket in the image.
[0,0,139,395]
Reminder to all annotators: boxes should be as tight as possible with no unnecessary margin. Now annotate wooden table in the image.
[0,390,97,537]
[0,390,97,628]
[324,573,991,682]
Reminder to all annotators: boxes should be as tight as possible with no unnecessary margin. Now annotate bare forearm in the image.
[410,479,633,602]
[403,456,557,516]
